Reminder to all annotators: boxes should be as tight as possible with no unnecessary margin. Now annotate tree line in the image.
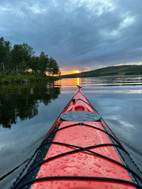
[0,37,61,75]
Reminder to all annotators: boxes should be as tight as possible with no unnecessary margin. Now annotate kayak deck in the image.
[11,87,142,189]
[33,122,135,189]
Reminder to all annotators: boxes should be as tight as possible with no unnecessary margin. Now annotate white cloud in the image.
[28,4,47,14]
[0,6,10,12]
[119,15,135,29]
[0,4,25,17]
[74,0,115,16]
[102,13,136,38]
[0,0,142,70]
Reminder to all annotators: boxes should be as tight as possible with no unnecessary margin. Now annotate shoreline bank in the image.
[0,73,57,85]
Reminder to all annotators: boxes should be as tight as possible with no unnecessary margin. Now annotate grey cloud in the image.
[0,0,142,71]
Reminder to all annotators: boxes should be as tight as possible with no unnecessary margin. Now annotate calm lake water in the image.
[0,75,142,188]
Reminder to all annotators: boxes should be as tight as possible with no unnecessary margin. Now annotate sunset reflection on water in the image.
[55,78,81,87]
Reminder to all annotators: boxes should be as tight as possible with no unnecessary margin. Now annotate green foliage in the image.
[0,73,53,84]
[38,52,49,75]
[48,57,60,75]
[11,43,34,73]
[0,37,11,72]
[30,56,39,74]
[0,36,61,80]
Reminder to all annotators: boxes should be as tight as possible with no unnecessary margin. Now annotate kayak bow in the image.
[11,86,142,189]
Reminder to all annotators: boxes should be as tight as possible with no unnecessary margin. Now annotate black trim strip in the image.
[14,134,142,187]
[11,123,61,189]
[41,141,126,152]
[17,176,142,189]
[45,123,127,153]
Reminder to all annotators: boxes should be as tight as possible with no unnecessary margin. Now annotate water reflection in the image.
[76,77,81,86]
[0,76,142,189]
[137,90,142,94]
[54,77,82,87]
[0,82,60,128]
[55,75,142,88]
[83,75,142,87]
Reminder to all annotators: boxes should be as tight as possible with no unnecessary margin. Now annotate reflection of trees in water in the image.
[0,82,60,128]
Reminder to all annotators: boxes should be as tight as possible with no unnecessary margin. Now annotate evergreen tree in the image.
[0,37,11,73]
[48,57,60,75]
[30,56,40,74]
[11,43,34,73]
[0,36,61,76]
[38,52,49,75]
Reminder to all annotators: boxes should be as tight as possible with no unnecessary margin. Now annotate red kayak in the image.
[11,86,142,189]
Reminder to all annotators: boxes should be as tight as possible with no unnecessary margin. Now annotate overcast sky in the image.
[0,0,142,71]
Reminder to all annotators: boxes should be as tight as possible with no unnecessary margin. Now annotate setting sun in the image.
[73,70,81,74]
[61,70,81,75]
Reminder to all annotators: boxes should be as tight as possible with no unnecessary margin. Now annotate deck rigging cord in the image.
[12,122,142,189]
[17,176,142,189]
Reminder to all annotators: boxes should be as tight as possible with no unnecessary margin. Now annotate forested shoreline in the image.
[0,37,60,84]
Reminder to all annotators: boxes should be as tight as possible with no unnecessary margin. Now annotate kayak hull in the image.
[11,87,142,189]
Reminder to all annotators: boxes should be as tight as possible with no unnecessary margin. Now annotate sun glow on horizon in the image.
[61,70,81,75]
[73,70,81,74]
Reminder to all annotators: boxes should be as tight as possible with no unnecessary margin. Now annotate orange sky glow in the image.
[61,70,81,75]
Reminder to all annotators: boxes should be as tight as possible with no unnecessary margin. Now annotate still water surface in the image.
[0,76,142,188]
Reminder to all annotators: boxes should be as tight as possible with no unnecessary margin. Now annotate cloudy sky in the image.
[0,0,142,72]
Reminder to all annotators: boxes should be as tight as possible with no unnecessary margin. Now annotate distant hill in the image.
[60,65,142,78]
